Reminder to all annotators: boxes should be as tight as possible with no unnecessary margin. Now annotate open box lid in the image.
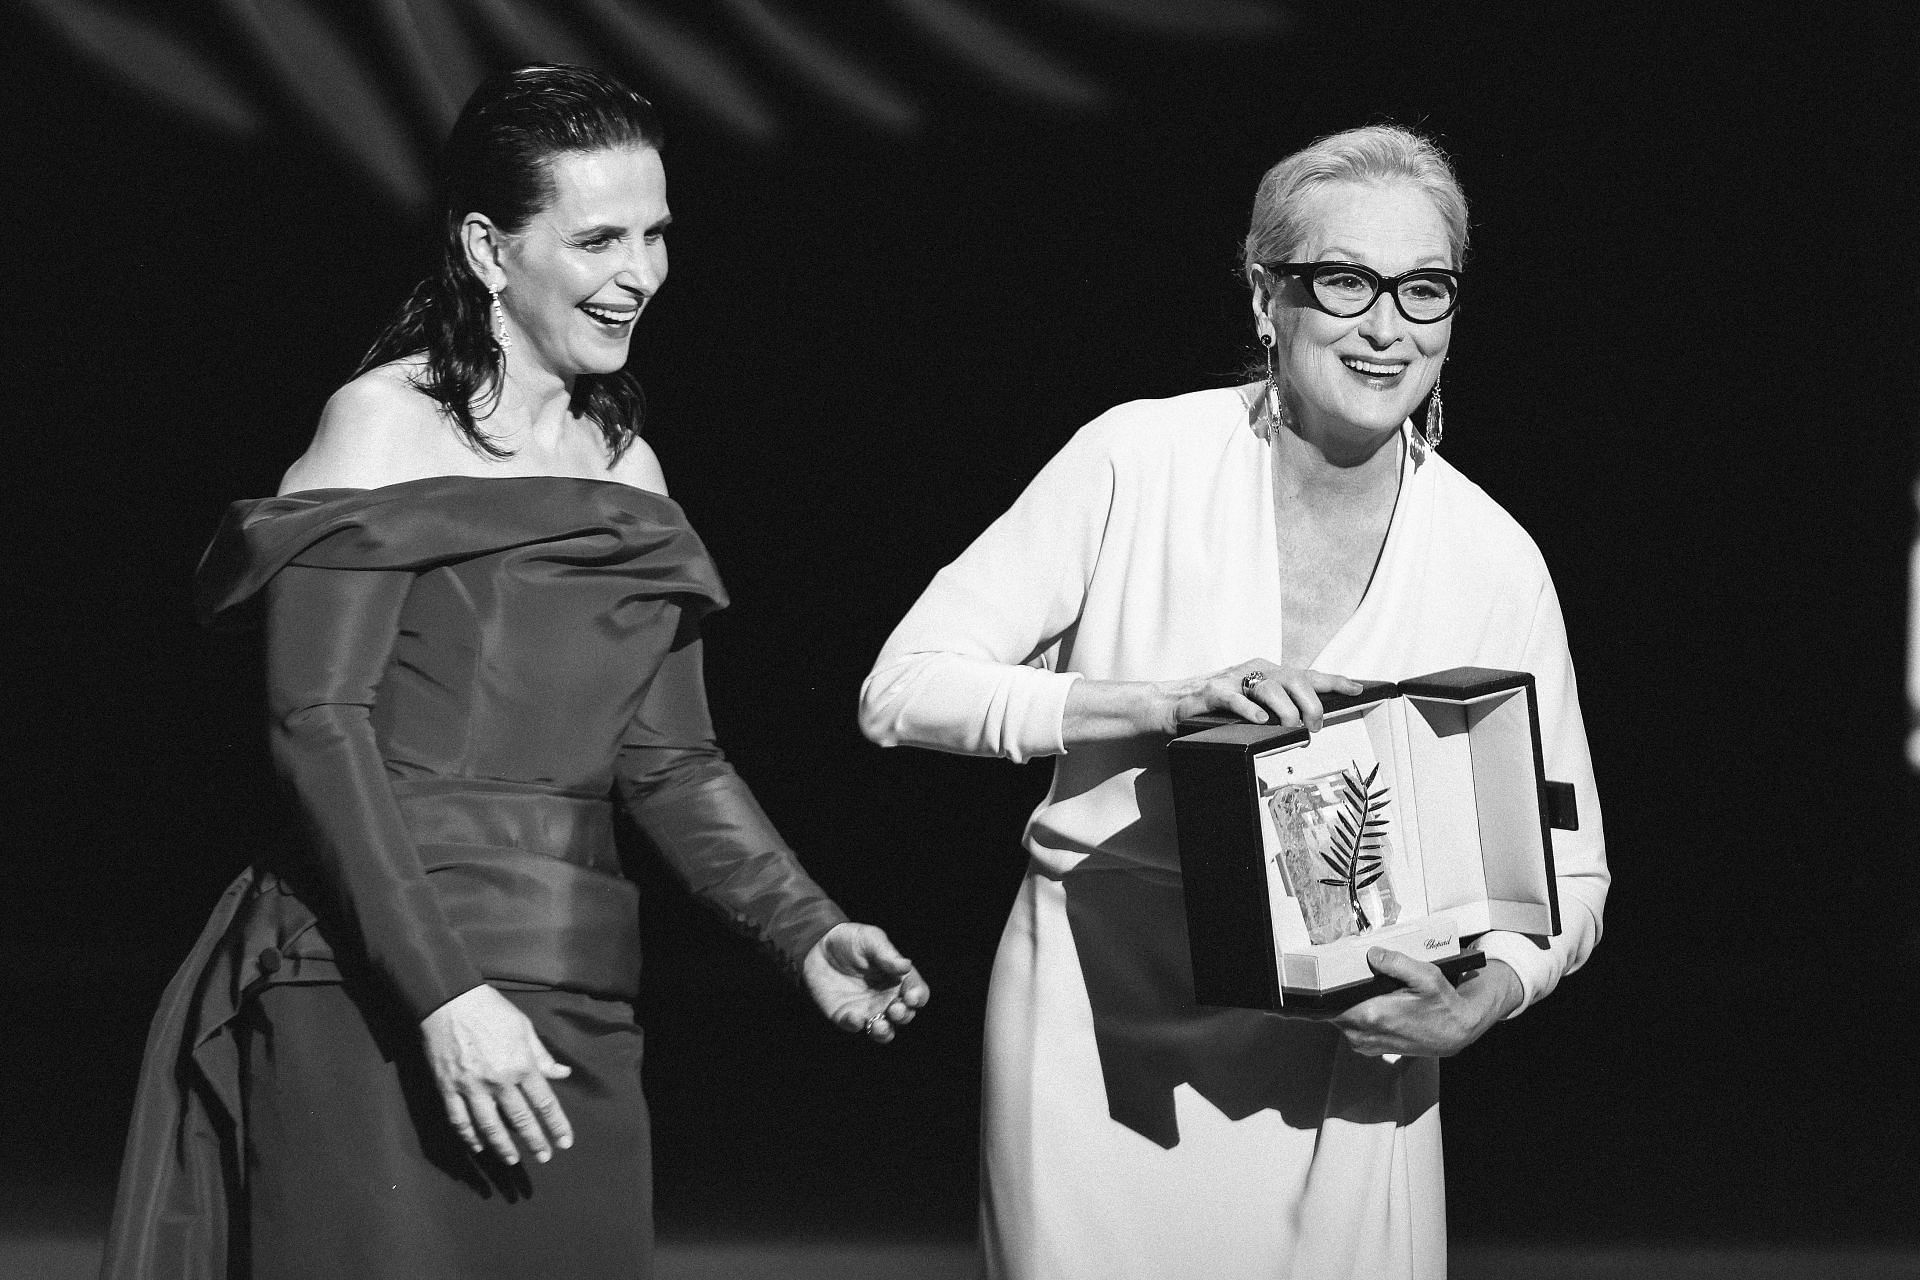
[1394,667,1560,939]
[1170,667,1567,1007]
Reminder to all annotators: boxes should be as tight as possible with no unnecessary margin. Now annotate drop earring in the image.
[490,288,512,360]
[1423,379,1444,451]
[1260,331,1290,435]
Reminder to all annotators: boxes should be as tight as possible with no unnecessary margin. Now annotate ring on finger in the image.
[1241,670,1269,694]
[863,1012,886,1035]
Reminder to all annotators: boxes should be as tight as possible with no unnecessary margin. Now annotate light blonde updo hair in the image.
[1241,123,1470,279]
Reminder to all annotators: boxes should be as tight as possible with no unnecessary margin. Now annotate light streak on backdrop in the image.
[20,0,1292,212]
[1910,477,1920,772]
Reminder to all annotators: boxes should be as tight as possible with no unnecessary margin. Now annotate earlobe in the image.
[1247,269,1278,345]
[1251,305,1277,349]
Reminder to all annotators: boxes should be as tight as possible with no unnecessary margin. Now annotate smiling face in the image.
[1255,180,1453,450]
[470,145,670,384]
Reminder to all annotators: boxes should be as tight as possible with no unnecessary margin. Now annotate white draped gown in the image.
[861,387,1609,1280]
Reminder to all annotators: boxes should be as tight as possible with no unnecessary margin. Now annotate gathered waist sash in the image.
[256,777,641,1002]
[391,778,639,999]
[391,777,621,872]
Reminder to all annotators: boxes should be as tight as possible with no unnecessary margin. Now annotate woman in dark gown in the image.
[101,65,927,1280]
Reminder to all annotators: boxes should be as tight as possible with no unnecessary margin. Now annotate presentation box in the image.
[1170,667,1576,1016]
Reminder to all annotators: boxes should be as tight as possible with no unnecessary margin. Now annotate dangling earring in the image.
[1423,379,1444,451]
[490,288,512,361]
[1260,332,1290,436]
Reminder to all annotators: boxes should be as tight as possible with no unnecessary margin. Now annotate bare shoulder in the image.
[279,360,458,494]
[606,432,669,497]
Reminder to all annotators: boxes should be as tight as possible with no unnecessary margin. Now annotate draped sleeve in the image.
[262,562,486,1020]
[196,477,728,627]
[858,412,1131,762]
[615,622,847,974]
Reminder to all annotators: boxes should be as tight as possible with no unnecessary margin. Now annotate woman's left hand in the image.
[1332,951,1523,1058]
[802,922,930,1045]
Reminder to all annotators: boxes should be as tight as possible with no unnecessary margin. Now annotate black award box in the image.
[1169,667,1578,1016]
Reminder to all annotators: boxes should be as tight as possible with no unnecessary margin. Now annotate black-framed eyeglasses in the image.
[1258,261,1463,323]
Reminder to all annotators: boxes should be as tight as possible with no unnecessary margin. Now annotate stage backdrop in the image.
[8,0,1916,1250]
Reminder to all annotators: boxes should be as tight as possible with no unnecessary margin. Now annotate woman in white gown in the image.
[860,125,1609,1280]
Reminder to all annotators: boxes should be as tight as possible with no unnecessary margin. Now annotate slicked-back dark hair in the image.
[357,64,665,459]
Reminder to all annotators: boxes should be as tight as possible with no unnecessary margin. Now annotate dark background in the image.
[9,0,1917,1254]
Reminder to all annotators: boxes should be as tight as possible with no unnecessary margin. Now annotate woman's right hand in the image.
[1063,661,1364,744]
[420,984,575,1165]
[1157,660,1364,734]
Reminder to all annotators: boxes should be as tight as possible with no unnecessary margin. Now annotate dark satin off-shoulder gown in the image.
[100,477,847,1280]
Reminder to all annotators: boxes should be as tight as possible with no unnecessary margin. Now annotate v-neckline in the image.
[1248,393,1417,671]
